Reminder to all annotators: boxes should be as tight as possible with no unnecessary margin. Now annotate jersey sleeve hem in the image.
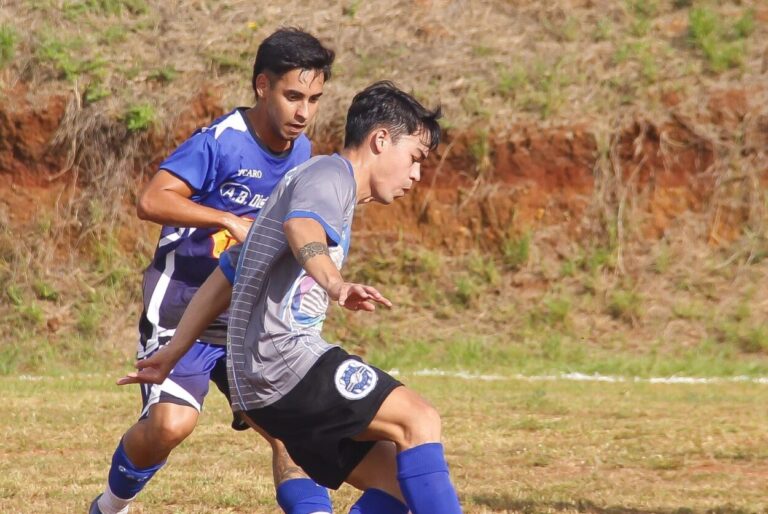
[284,210,342,246]
[159,167,201,194]
[219,250,237,285]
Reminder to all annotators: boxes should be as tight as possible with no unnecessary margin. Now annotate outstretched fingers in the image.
[338,283,392,312]
[116,355,170,386]
[362,285,393,308]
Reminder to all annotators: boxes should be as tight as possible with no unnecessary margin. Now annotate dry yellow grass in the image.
[1,373,767,513]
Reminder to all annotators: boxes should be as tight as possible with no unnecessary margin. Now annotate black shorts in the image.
[243,347,402,489]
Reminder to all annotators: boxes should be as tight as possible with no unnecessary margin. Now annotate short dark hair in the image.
[344,81,442,150]
[252,28,335,91]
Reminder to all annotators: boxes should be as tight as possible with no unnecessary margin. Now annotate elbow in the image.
[136,192,155,221]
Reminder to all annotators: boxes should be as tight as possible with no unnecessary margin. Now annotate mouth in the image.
[287,123,305,133]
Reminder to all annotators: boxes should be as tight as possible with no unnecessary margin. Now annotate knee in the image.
[150,415,196,450]
[398,399,442,449]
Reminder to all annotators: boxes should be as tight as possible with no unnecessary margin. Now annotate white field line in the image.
[9,370,768,385]
[388,369,768,385]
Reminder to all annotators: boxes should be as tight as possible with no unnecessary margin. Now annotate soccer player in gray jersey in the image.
[121,81,463,513]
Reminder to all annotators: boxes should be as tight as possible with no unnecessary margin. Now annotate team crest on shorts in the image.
[334,359,378,400]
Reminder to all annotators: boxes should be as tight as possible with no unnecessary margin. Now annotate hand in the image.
[334,282,392,312]
[117,347,178,386]
[223,214,254,243]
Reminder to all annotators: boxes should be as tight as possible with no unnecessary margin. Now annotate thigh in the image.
[354,386,441,450]
[345,441,403,501]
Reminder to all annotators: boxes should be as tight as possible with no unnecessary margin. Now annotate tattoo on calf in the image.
[275,445,306,481]
[297,241,329,265]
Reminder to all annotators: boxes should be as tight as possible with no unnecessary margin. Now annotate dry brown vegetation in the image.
[0,0,767,375]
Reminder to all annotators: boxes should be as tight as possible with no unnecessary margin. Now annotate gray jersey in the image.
[223,154,356,411]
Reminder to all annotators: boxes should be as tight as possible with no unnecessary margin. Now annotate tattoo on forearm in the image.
[297,241,329,265]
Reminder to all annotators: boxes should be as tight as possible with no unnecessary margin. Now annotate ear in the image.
[370,128,389,155]
[254,73,270,100]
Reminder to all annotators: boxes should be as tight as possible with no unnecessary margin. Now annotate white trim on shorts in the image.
[140,377,203,417]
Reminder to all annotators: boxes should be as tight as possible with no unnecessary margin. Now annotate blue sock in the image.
[396,443,462,514]
[107,440,165,500]
[349,488,408,514]
[276,478,332,514]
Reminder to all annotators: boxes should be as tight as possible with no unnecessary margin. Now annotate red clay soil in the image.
[0,83,730,253]
[0,83,69,186]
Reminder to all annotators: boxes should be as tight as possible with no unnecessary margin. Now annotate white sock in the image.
[97,484,134,514]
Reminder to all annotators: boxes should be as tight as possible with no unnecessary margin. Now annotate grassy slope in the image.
[0,0,767,377]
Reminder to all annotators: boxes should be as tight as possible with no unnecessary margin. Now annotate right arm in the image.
[117,267,233,385]
[284,217,392,312]
[137,170,253,242]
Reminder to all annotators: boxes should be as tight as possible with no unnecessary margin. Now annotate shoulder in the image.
[200,109,249,142]
[294,134,311,151]
[294,156,353,189]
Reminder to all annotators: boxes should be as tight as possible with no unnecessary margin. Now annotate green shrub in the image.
[84,82,111,104]
[688,7,749,72]
[36,34,83,80]
[123,103,156,132]
[148,65,178,83]
[501,233,530,270]
[453,276,480,308]
[607,289,642,323]
[0,25,16,68]
[33,281,58,301]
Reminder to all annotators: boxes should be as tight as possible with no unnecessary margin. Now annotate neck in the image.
[340,147,372,204]
[245,105,291,154]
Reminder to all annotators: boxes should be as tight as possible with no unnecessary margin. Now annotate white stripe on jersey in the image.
[158,227,196,248]
[204,111,248,139]
[139,251,175,359]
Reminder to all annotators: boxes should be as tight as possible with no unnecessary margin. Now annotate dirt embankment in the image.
[1,83,764,252]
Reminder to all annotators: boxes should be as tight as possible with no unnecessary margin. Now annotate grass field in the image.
[1,372,766,513]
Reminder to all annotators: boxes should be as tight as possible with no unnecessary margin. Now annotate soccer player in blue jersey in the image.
[120,81,463,514]
[90,29,335,514]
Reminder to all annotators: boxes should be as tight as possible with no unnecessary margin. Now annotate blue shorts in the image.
[138,342,230,419]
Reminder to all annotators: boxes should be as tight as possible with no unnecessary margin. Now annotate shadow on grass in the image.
[472,495,752,514]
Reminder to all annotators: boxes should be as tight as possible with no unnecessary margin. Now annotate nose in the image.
[410,163,421,182]
[295,101,309,123]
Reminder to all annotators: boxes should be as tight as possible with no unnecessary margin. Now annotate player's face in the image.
[370,130,430,205]
[258,68,325,142]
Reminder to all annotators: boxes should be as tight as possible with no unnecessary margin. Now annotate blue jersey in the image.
[138,108,311,354]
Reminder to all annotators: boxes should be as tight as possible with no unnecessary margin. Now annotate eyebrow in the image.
[284,90,323,99]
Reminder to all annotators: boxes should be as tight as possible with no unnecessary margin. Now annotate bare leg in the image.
[123,403,198,467]
[237,412,312,485]
[345,441,404,501]
[354,386,442,451]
